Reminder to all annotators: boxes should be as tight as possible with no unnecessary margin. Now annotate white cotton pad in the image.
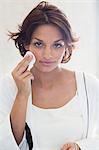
[24,51,36,70]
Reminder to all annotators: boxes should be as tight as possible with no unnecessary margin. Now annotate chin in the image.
[38,68,56,73]
[36,65,58,73]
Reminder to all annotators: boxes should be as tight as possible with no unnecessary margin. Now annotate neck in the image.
[31,66,62,89]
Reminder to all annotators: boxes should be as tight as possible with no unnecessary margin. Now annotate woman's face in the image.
[28,24,66,72]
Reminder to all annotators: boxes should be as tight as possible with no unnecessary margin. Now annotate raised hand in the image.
[12,54,34,98]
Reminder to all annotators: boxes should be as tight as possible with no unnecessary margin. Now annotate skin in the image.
[28,25,77,109]
[10,24,80,150]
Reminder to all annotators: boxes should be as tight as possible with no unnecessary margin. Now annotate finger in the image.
[74,143,80,150]
[61,147,70,150]
[17,63,29,75]
[68,143,77,150]
[15,55,33,72]
[17,57,33,75]
[15,55,29,70]
[20,71,34,79]
[61,144,71,150]
[18,55,33,71]
[23,73,34,81]
[68,148,73,150]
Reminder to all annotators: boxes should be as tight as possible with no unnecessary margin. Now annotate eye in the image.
[54,43,63,49]
[33,42,43,48]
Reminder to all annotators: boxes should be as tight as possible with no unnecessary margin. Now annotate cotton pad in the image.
[24,51,36,70]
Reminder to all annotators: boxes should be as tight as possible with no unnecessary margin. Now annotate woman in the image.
[0,1,99,150]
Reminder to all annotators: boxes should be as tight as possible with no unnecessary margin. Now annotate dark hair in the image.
[9,1,78,63]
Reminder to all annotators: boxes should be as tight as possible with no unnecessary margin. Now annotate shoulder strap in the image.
[83,72,89,138]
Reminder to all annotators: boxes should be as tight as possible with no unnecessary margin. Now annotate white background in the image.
[0,0,98,77]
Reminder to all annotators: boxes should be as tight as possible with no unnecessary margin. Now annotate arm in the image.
[10,53,33,145]
[0,75,25,150]
[0,54,34,149]
[10,93,28,145]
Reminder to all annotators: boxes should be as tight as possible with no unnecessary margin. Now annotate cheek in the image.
[33,53,41,63]
[29,48,41,61]
[57,50,66,63]
[55,49,65,59]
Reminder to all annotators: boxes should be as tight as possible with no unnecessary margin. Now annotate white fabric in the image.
[31,94,84,150]
[0,71,99,150]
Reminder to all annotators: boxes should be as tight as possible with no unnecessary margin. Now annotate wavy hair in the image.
[9,1,78,63]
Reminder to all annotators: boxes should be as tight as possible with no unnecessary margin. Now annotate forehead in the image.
[31,24,63,41]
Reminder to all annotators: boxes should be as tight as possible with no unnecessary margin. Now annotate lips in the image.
[40,60,55,66]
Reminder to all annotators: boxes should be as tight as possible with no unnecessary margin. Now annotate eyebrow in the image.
[32,37,64,43]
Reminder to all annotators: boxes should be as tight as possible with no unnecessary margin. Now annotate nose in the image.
[42,47,52,59]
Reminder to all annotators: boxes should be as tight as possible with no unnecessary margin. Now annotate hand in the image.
[61,143,80,150]
[12,54,34,98]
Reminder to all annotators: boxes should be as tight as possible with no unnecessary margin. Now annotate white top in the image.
[31,96,83,150]
[31,71,86,150]
[0,71,99,150]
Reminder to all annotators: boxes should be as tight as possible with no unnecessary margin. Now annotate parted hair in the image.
[9,1,78,63]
